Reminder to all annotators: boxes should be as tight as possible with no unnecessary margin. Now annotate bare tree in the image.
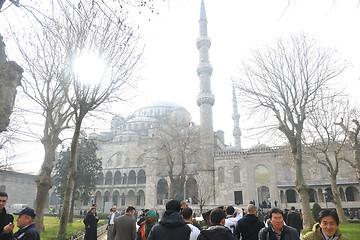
[194,174,214,214]
[53,1,141,235]
[304,93,349,223]
[147,111,200,200]
[335,112,360,183]
[237,33,345,230]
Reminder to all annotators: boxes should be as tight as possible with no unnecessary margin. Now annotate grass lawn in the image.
[302,222,360,240]
[13,215,106,240]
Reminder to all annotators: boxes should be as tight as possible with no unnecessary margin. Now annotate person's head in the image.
[14,207,36,229]
[126,206,136,216]
[166,199,181,212]
[318,210,340,237]
[290,206,295,211]
[90,207,96,214]
[246,204,257,215]
[0,192,8,211]
[269,208,284,231]
[145,210,157,223]
[225,206,235,216]
[181,207,193,221]
[210,208,226,226]
[180,200,188,209]
[112,206,117,212]
[92,203,97,209]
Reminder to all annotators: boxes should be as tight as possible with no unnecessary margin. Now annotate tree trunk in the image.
[0,34,23,133]
[293,144,314,231]
[34,138,59,232]
[69,186,77,222]
[58,118,82,235]
[330,176,347,223]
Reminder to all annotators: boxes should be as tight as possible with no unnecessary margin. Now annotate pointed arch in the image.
[185,177,198,204]
[114,171,121,185]
[127,190,136,206]
[138,169,146,184]
[128,170,136,184]
[157,179,169,205]
[137,190,145,206]
[105,171,113,185]
[112,191,120,206]
[97,172,104,185]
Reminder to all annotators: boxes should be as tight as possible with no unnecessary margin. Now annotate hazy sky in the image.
[2,0,360,173]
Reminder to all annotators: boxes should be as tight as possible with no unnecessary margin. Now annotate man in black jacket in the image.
[234,204,264,240]
[3,207,40,240]
[258,208,299,240]
[197,208,237,240]
[286,206,303,236]
[0,192,14,240]
[147,199,190,240]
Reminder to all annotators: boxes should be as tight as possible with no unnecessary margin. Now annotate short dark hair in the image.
[92,204,97,207]
[181,207,193,220]
[166,199,181,212]
[290,206,295,211]
[90,207,96,211]
[269,208,284,219]
[126,206,135,213]
[0,192,8,198]
[318,209,339,225]
[210,208,226,225]
[226,206,235,215]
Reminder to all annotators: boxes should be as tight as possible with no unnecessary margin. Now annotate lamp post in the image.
[322,190,328,209]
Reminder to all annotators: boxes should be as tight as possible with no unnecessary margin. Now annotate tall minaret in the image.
[232,84,242,148]
[196,0,215,170]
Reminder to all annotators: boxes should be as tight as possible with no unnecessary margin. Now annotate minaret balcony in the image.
[196,36,211,49]
[196,63,213,76]
[197,92,215,106]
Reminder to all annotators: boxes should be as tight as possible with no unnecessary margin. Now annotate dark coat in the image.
[0,208,14,239]
[12,223,40,240]
[197,225,238,240]
[286,211,303,234]
[147,210,191,240]
[258,222,299,240]
[234,214,265,240]
[84,212,99,240]
[136,221,156,240]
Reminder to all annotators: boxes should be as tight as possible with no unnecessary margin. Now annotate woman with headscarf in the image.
[136,210,157,240]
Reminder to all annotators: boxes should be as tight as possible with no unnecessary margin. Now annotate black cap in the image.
[14,207,36,218]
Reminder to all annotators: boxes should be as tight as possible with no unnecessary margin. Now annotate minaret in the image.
[196,0,214,170]
[232,84,242,148]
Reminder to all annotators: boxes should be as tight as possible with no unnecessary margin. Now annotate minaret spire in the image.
[196,0,214,170]
[232,84,242,149]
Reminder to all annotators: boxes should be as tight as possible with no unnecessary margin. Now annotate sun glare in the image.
[72,52,105,85]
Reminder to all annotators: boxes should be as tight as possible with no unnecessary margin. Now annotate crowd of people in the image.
[0,191,351,240]
[101,199,349,240]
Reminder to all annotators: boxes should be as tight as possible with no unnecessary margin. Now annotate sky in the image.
[1,0,360,173]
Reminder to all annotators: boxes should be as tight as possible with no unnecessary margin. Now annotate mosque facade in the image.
[78,0,359,213]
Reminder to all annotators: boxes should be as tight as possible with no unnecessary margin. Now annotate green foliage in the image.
[54,139,102,204]
[312,202,322,221]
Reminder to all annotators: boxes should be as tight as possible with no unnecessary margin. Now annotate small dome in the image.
[249,144,270,150]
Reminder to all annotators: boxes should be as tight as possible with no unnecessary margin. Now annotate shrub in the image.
[312,203,322,221]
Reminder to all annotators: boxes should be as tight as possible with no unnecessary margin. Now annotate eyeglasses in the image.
[0,200,7,203]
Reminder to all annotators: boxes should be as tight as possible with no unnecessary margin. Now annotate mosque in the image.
[63,0,359,213]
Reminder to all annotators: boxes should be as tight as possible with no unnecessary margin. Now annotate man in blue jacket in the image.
[3,207,40,240]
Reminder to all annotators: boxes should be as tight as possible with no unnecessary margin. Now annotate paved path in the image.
[98,233,107,240]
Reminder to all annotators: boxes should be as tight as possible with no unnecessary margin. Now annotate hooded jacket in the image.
[303,223,349,240]
[234,214,265,240]
[197,225,238,240]
[147,210,190,240]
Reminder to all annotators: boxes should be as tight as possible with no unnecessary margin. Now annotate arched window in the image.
[137,170,146,184]
[105,172,113,185]
[218,168,224,183]
[121,193,126,206]
[112,191,120,206]
[97,173,104,185]
[345,186,359,201]
[114,171,122,185]
[185,178,198,204]
[127,190,136,206]
[286,189,297,203]
[308,188,317,203]
[94,191,102,204]
[137,190,145,206]
[157,179,168,205]
[234,166,240,183]
[104,191,111,203]
[128,170,136,184]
